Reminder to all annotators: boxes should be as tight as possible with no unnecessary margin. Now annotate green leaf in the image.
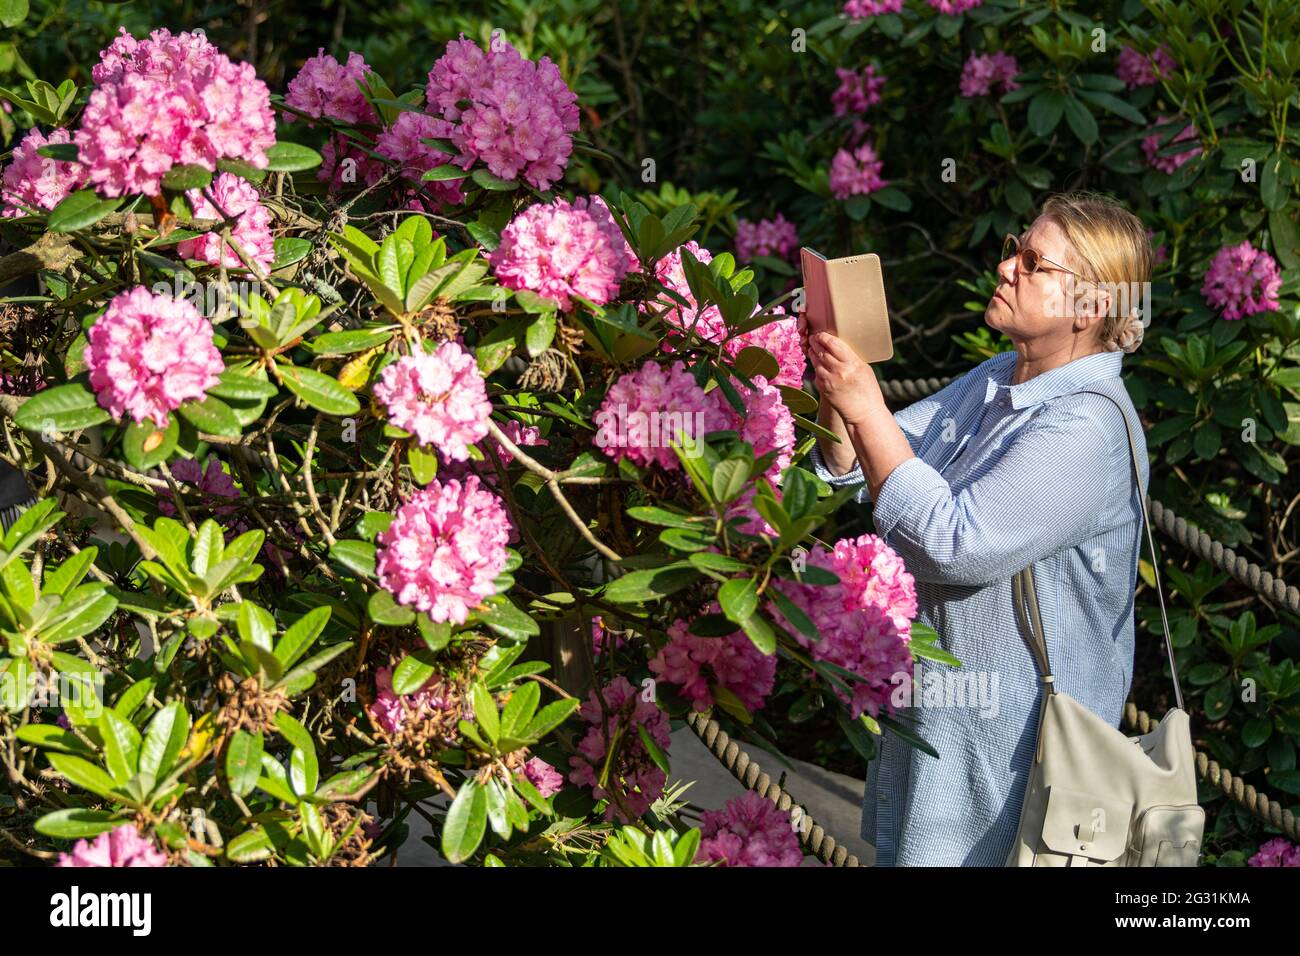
[45,189,121,233]
[470,168,519,191]
[710,459,751,504]
[474,597,539,640]
[409,444,438,485]
[309,328,395,356]
[392,651,436,695]
[368,589,415,627]
[121,416,180,470]
[525,311,557,357]
[35,808,120,840]
[225,730,264,798]
[1061,95,1098,145]
[1027,91,1067,137]
[138,701,190,780]
[47,753,122,801]
[718,577,759,623]
[499,681,540,740]
[13,382,109,432]
[279,365,361,415]
[177,394,243,437]
[472,683,499,744]
[98,709,142,784]
[603,562,699,603]
[161,163,213,192]
[0,0,29,28]
[442,779,488,863]
[1262,150,1289,211]
[329,540,376,578]
[271,237,313,271]
[264,142,323,173]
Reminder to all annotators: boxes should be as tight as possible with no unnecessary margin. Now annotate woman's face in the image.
[985,216,1090,344]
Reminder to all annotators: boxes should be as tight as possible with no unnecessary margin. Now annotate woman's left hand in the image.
[808,331,885,426]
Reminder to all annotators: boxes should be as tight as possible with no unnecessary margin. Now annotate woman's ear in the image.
[1072,283,1111,332]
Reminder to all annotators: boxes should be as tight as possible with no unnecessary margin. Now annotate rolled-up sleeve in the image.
[870,402,1115,587]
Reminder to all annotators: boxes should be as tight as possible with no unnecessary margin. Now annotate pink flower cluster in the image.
[1248,837,1300,867]
[769,534,917,719]
[368,665,461,734]
[929,0,982,12]
[176,172,275,272]
[568,676,672,822]
[85,286,224,427]
[651,242,805,387]
[726,374,796,479]
[959,51,1020,98]
[829,142,888,199]
[284,50,378,126]
[373,341,491,461]
[1201,241,1282,320]
[490,195,638,311]
[1116,45,1176,89]
[593,359,729,471]
[832,65,886,116]
[734,213,799,262]
[375,111,465,208]
[1142,116,1202,174]
[650,604,777,712]
[519,756,565,797]
[56,823,168,867]
[696,790,803,866]
[426,34,580,191]
[843,0,903,14]
[76,28,275,197]
[726,308,807,388]
[375,475,511,624]
[1,127,86,218]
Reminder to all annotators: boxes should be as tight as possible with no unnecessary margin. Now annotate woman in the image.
[803,191,1153,866]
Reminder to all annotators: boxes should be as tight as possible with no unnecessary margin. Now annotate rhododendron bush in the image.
[0,25,931,868]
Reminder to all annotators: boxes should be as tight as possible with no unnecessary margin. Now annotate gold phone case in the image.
[800,247,894,363]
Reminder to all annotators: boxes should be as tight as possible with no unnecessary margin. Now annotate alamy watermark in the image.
[592,405,710,459]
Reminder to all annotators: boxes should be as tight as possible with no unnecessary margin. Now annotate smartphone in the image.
[800,247,894,363]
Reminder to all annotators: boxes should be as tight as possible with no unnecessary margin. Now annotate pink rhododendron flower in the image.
[1,127,87,217]
[647,240,727,342]
[725,307,807,389]
[843,0,904,15]
[696,791,803,867]
[1248,837,1300,867]
[1116,45,1176,89]
[929,0,981,12]
[1202,241,1282,320]
[490,195,637,311]
[768,534,917,720]
[568,675,671,822]
[734,213,799,262]
[76,29,275,197]
[832,65,886,116]
[373,341,491,461]
[318,134,386,191]
[829,142,888,199]
[374,110,465,208]
[426,34,580,191]
[1147,228,1168,265]
[717,374,795,479]
[593,359,730,471]
[56,823,168,867]
[375,475,511,624]
[175,172,274,272]
[519,756,564,797]
[284,50,378,126]
[84,286,223,427]
[959,51,1020,98]
[650,604,776,712]
[368,665,460,734]
[1141,115,1201,174]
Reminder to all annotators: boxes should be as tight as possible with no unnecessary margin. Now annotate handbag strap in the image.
[1012,385,1185,712]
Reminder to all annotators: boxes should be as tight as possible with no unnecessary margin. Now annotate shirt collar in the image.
[984,349,1124,410]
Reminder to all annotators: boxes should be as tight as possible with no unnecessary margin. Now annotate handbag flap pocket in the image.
[1040,785,1133,862]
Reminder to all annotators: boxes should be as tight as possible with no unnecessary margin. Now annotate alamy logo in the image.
[592,404,710,459]
[49,886,152,936]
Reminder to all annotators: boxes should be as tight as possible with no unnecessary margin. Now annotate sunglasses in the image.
[1001,233,1087,280]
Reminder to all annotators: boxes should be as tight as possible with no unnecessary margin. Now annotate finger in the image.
[813,332,855,363]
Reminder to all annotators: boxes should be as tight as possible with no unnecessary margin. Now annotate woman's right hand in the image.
[796,307,811,354]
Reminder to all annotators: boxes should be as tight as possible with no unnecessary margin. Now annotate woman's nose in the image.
[997,255,1018,285]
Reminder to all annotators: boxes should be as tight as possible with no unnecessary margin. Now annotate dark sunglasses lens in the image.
[1021,247,1039,273]
[1002,237,1016,262]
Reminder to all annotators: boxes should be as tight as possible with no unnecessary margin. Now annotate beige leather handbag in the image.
[1005,387,1205,867]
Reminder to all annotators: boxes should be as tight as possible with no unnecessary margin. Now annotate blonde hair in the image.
[1038,191,1152,353]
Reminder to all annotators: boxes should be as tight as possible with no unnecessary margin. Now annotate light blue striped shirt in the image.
[807,348,1145,866]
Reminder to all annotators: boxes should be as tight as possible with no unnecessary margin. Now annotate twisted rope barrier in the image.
[696,373,1300,865]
